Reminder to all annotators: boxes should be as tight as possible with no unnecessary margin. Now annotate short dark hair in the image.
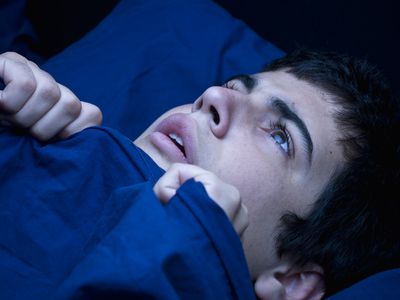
[264,50,400,295]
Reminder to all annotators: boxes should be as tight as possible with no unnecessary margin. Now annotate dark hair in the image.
[264,50,400,295]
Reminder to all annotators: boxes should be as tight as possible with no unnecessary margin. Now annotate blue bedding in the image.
[0,126,254,299]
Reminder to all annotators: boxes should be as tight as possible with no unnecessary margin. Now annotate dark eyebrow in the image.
[224,74,314,164]
[224,74,256,92]
[271,98,314,165]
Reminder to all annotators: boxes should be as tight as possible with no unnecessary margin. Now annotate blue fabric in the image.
[327,269,400,299]
[0,126,255,299]
[42,0,284,140]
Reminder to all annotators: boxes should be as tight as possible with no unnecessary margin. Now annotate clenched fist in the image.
[0,52,102,141]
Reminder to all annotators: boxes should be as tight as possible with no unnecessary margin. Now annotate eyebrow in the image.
[226,74,314,164]
[271,98,314,164]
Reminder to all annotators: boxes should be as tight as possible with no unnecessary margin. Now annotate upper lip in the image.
[154,113,196,163]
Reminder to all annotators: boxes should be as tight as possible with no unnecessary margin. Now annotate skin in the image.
[135,70,345,278]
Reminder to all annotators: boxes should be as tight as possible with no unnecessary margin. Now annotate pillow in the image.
[42,0,284,139]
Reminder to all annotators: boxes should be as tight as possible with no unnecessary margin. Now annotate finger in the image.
[0,54,36,113]
[153,167,182,203]
[9,61,61,127]
[29,84,81,141]
[233,204,249,237]
[57,102,103,139]
[154,163,208,203]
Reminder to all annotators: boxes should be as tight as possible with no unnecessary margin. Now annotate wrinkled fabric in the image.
[0,126,255,299]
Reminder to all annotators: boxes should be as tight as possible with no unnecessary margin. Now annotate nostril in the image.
[209,105,220,124]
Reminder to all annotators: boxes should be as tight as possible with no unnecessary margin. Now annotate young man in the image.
[0,50,399,299]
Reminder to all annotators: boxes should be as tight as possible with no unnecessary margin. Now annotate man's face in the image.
[135,70,344,278]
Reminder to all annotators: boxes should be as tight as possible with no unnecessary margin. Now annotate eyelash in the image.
[269,120,293,157]
[223,81,238,90]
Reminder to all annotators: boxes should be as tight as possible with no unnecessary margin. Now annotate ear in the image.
[254,259,325,300]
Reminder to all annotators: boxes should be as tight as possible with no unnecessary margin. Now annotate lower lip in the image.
[149,131,188,163]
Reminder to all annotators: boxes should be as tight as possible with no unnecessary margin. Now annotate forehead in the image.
[253,70,336,123]
[254,71,327,104]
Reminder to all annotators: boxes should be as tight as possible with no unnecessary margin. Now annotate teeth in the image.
[168,133,183,146]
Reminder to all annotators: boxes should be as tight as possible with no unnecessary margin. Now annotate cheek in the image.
[224,154,286,202]
[215,152,290,233]
[241,187,288,275]
[242,178,287,233]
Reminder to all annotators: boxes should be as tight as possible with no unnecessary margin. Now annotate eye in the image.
[222,80,239,91]
[269,121,292,156]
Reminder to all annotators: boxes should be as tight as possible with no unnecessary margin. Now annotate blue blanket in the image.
[0,126,255,299]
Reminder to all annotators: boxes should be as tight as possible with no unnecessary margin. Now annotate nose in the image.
[193,86,238,138]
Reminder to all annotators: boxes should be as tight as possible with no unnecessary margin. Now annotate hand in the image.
[0,52,102,141]
[153,163,249,236]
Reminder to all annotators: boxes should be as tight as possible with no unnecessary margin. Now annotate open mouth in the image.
[149,112,195,164]
[168,133,186,157]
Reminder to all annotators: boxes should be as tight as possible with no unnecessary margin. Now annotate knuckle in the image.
[16,75,36,96]
[2,51,26,62]
[38,82,60,104]
[27,60,39,68]
[2,51,15,58]
[61,97,82,118]
[86,104,103,125]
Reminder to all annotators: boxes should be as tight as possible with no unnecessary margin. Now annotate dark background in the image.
[215,0,399,91]
[6,0,400,92]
